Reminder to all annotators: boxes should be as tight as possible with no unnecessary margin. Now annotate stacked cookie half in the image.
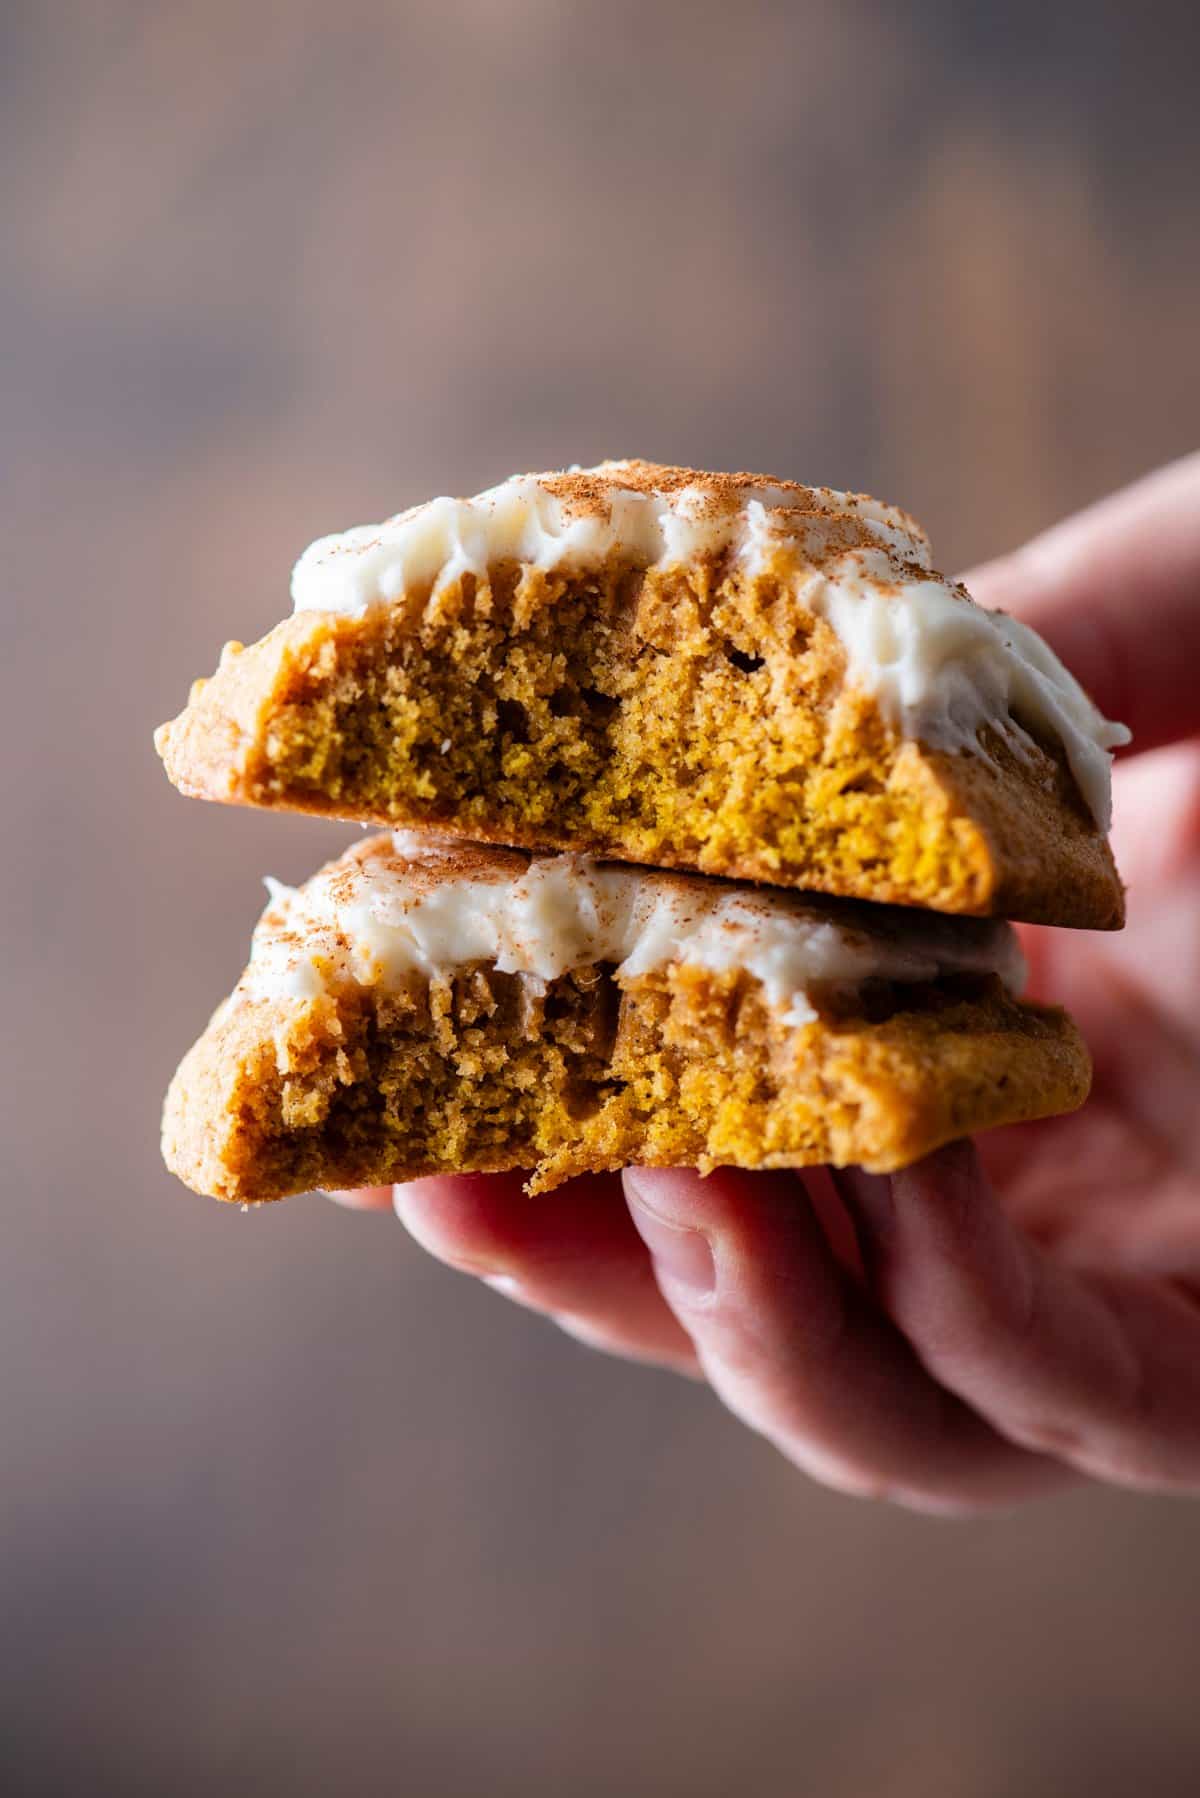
[157,461,1128,1202]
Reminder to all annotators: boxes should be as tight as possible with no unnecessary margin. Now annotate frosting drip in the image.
[289,461,1128,831]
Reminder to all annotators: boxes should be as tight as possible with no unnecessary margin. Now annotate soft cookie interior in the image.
[162,837,1092,1203]
[156,460,1127,928]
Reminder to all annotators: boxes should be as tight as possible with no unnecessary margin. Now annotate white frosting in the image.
[291,466,929,609]
[290,461,1129,830]
[806,546,1130,831]
[247,838,1026,1027]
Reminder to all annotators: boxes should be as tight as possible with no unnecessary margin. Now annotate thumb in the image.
[621,1165,1064,1510]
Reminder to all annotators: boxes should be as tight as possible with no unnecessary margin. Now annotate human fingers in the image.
[839,1142,1200,1493]
[622,1166,1068,1511]
[1109,742,1200,890]
[963,450,1200,752]
[326,1186,395,1210]
[393,1171,699,1373]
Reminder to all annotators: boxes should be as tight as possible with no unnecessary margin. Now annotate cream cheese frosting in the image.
[245,835,1026,1028]
[290,460,1129,830]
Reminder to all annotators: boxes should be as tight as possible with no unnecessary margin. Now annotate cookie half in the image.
[156,461,1127,928]
[163,834,1091,1204]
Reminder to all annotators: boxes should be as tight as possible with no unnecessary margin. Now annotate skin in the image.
[333,452,1200,1513]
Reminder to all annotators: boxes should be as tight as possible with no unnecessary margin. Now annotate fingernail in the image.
[625,1181,716,1299]
[326,1188,365,1209]
[392,1180,432,1219]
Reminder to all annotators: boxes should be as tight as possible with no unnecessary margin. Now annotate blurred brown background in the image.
[4,2,1200,1793]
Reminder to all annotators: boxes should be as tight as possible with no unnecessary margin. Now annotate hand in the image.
[336,453,1200,1512]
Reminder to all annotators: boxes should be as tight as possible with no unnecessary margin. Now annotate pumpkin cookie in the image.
[163,834,1092,1204]
[156,461,1127,927]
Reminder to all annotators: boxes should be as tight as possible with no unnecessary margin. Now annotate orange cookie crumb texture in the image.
[158,462,1125,1205]
[162,836,1092,1205]
[156,462,1127,929]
